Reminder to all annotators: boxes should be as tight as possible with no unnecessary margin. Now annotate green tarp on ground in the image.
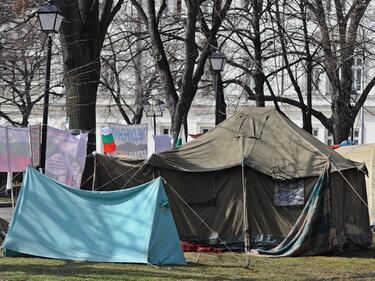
[1,167,186,265]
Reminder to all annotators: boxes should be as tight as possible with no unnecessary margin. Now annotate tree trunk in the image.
[133,2,146,125]
[58,0,100,154]
[331,104,353,143]
[64,57,100,152]
[301,0,312,134]
[56,0,127,188]
[252,0,265,107]
[146,0,179,118]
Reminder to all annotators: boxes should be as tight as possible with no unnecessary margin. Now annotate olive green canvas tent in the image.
[91,108,372,256]
[336,144,375,226]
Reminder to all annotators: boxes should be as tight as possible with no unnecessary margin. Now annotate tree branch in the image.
[98,0,125,50]
[156,0,167,26]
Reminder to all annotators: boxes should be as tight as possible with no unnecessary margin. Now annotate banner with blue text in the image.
[109,123,148,158]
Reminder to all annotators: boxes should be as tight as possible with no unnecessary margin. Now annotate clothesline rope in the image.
[80,173,94,187]
[94,156,146,191]
[121,160,149,190]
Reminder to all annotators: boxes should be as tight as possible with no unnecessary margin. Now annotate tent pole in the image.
[242,159,250,268]
[10,183,14,213]
[92,154,97,191]
[5,127,14,212]
[7,172,14,213]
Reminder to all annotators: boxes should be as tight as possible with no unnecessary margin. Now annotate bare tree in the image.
[98,6,160,126]
[272,0,316,133]
[0,1,62,126]
[99,38,158,125]
[130,0,233,143]
[273,0,375,142]
[304,0,375,143]
[224,0,375,143]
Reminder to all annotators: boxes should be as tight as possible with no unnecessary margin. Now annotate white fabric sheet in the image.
[45,127,88,188]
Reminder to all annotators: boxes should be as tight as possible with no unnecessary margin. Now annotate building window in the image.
[352,128,360,144]
[159,126,170,135]
[326,129,334,146]
[199,126,214,134]
[352,58,362,93]
[312,128,319,138]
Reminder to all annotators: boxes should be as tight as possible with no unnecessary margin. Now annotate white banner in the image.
[0,126,31,172]
[29,124,41,167]
[109,123,148,158]
[45,127,88,188]
[153,135,172,154]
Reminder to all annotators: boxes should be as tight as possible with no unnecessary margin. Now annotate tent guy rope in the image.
[121,160,149,189]
[93,157,143,191]
[330,158,369,208]
[161,177,236,255]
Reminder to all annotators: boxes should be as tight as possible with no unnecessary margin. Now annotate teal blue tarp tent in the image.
[1,167,186,265]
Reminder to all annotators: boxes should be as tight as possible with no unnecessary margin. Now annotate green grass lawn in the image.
[0,241,374,281]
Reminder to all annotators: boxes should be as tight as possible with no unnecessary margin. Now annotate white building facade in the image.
[2,0,375,157]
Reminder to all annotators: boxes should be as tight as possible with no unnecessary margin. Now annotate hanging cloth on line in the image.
[0,126,31,172]
[45,127,88,188]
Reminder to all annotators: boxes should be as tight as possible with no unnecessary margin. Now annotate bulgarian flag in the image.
[101,127,116,153]
[176,125,186,147]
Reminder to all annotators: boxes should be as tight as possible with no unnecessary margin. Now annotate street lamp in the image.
[210,50,226,125]
[37,0,63,172]
[210,51,225,72]
[143,99,166,135]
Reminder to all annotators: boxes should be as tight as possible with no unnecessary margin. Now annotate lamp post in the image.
[143,99,166,135]
[37,0,63,172]
[351,90,359,144]
[210,50,226,125]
